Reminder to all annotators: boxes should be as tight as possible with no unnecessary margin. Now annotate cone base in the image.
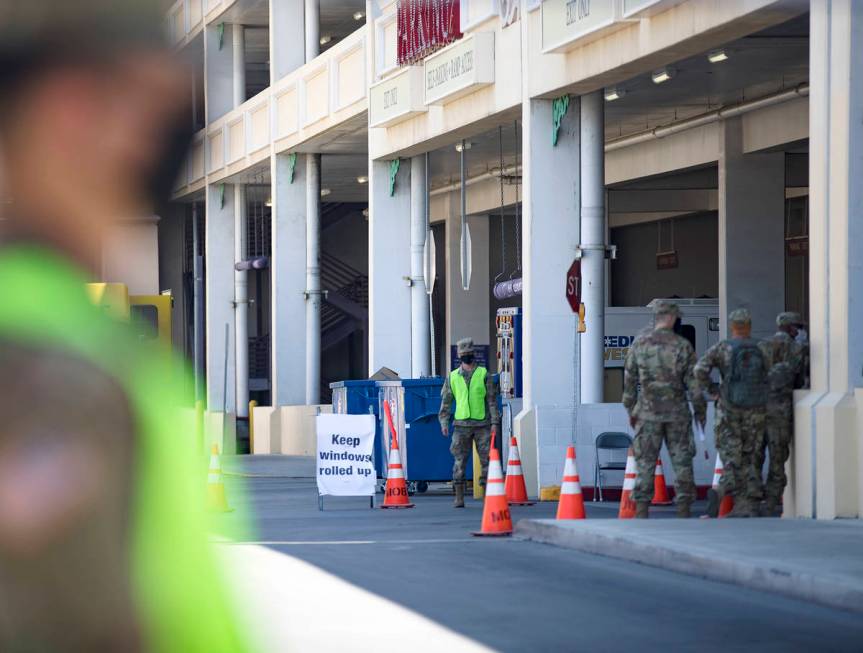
[380,503,415,509]
[508,501,536,506]
[207,485,233,513]
[471,530,512,537]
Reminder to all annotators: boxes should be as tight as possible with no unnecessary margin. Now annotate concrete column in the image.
[205,20,237,122]
[204,183,236,417]
[579,91,606,403]
[232,23,245,108]
[234,184,249,418]
[410,154,431,377]
[306,154,322,405]
[271,153,308,406]
[446,213,489,369]
[269,0,305,82]
[514,96,581,498]
[718,116,785,339]
[790,0,863,519]
[305,0,320,63]
[369,158,412,376]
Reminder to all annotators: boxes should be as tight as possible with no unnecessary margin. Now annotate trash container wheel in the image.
[416,481,429,494]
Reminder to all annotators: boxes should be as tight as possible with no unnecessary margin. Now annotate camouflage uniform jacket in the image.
[439,366,500,429]
[761,331,805,410]
[693,338,772,412]
[623,327,706,423]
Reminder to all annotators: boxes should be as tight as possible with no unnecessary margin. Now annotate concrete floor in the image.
[213,459,863,652]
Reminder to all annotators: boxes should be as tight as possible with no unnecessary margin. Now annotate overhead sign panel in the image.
[542,0,623,53]
[369,66,427,128]
[424,32,495,105]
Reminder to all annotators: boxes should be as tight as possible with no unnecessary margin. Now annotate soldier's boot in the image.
[706,488,721,518]
[676,502,692,519]
[764,496,781,517]
[453,482,465,508]
[725,499,754,518]
[635,502,650,519]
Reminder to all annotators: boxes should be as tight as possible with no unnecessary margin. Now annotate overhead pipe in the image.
[429,164,522,197]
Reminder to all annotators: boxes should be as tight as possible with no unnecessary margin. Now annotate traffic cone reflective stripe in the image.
[618,447,637,519]
[207,444,232,512]
[556,446,586,520]
[473,446,512,536]
[651,458,673,505]
[381,400,414,509]
[505,436,534,506]
[713,453,734,517]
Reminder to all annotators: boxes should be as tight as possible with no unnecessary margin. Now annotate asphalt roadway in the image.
[216,470,863,652]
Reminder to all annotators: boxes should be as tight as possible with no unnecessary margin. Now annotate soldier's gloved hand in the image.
[628,415,637,428]
[441,424,449,437]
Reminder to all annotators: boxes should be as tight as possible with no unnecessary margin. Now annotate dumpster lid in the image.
[370,366,400,381]
[329,379,378,388]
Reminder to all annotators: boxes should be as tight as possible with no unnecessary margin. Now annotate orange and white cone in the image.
[207,444,232,512]
[618,447,637,519]
[712,453,734,517]
[651,458,673,505]
[381,400,414,509]
[556,446,586,520]
[505,437,534,506]
[473,445,513,536]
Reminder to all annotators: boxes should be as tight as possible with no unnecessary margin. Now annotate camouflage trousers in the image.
[750,407,792,503]
[715,403,765,504]
[450,425,491,484]
[632,419,696,505]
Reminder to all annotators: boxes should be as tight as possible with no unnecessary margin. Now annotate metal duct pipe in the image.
[410,155,431,377]
[234,184,249,418]
[429,164,522,197]
[605,83,809,153]
[493,277,523,300]
[579,91,606,404]
[305,154,321,405]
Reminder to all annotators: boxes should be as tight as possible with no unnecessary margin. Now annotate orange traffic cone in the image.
[505,436,534,506]
[207,444,232,512]
[618,447,637,519]
[712,453,734,517]
[472,445,513,536]
[556,446,586,520]
[651,458,673,505]
[381,400,414,509]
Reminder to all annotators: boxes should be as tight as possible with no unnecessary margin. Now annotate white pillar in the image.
[410,154,431,377]
[369,158,412,376]
[790,0,863,519]
[205,183,236,416]
[579,91,606,403]
[446,213,490,369]
[269,0,305,83]
[234,184,249,418]
[204,21,236,122]
[306,154,322,405]
[232,23,245,108]
[718,117,785,339]
[305,0,320,63]
[271,153,307,406]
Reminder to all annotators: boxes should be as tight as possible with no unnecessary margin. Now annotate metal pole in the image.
[579,91,606,403]
[410,155,430,377]
[305,153,321,404]
[305,0,320,63]
[234,184,249,418]
[192,202,205,404]
[426,152,436,377]
[232,23,245,108]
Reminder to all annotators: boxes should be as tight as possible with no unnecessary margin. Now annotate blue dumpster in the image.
[330,380,384,479]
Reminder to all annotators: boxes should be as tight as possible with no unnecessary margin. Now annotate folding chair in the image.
[593,432,633,502]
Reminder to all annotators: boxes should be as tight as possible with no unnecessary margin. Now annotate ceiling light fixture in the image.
[320,188,331,197]
[319,35,332,46]
[707,49,728,64]
[356,175,368,184]
[362,208,369,218]
[651,67,675,84]
[454,141,473,153]
[264,196,273,207]
[353,11,365,21]
[604,87,625,102]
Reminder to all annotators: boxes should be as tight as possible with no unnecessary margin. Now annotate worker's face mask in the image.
[460,354,475,365]
[795,328,808,345]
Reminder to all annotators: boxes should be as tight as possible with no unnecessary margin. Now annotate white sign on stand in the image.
[316,414,376,504]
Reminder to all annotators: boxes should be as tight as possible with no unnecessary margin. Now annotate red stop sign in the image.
[566,259,581,313]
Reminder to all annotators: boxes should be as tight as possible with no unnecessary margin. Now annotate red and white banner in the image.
[397,0,462,66]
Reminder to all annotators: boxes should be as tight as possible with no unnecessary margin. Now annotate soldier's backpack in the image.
[725,339,768,407]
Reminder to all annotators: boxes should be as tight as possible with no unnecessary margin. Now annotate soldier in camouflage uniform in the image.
[695,308,771,518]
[623,301,706,518]
[751,311,806,515]
[439,338,500,508]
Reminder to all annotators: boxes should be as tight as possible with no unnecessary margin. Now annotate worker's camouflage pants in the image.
[750,405,792,503]
[632,419,696,505]
[715,403,764,505]
[451,425,491,485]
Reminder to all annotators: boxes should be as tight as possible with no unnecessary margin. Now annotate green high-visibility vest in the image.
[450,366,487,420]
[0,247,251,653]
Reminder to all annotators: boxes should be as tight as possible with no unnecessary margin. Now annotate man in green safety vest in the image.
[0,2,251,651]
[439,338,500,508]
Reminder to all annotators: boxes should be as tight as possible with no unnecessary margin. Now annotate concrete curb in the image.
[515,519,863,615]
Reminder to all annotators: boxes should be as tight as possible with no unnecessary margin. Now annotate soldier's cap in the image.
[777,311,805,327]
[650,299,680,318]
[728,308,752,325]
[456,338,475,356]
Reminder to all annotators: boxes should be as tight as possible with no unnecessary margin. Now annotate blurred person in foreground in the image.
[0,1,251,651]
